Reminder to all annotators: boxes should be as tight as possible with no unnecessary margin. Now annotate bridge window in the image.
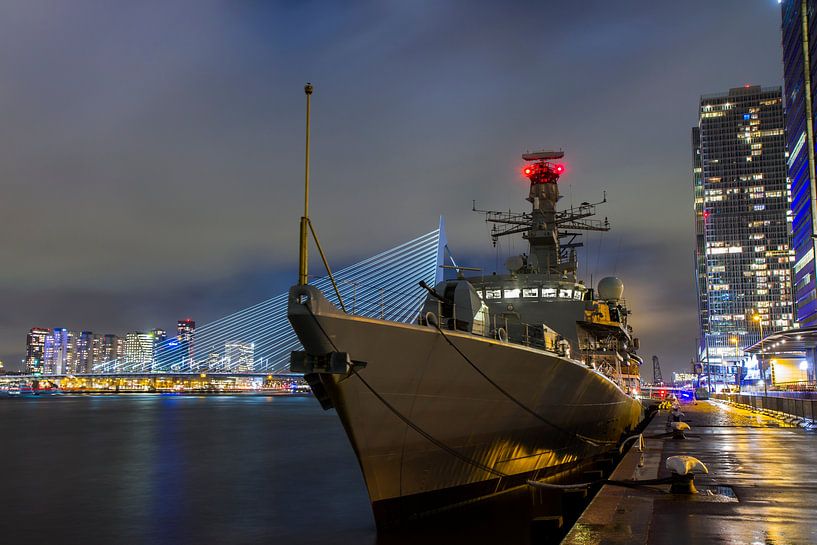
[485,289,501,299]
[542,288,557,298]
[503,289,521,299]
[559,289,573,299]
[523,288,538,298]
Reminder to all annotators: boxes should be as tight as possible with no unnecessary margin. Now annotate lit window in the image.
[522,288,538,298]
[485,289,501,299]
[503,289,520,299]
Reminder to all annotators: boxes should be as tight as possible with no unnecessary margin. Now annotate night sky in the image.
[0,1,785,373]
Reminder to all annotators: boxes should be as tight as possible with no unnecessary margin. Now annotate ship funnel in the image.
[598,277,624,302]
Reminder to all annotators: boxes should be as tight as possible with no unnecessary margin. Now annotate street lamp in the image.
[752,311,768,396]
[730,335,740,393]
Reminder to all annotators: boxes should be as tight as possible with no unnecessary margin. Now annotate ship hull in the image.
[288,286,643,528]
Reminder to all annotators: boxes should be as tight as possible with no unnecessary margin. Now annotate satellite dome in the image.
[598,277,624,301]
[505,255,524,273]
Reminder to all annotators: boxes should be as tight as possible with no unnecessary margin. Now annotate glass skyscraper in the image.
[25,327,50,374]
[124,331,155,369]
[693,86,795,386]
[177,319,196,367]
[43,328,76,375]
[225,341,255,373]
[782,0,817,326]
[76,331,97,374]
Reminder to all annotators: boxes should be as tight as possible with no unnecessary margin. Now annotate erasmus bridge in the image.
[84,222,447,377]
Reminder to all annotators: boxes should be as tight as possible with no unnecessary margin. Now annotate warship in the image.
[288,149,644,528]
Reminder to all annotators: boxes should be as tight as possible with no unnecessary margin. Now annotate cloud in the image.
[0,0,784,369]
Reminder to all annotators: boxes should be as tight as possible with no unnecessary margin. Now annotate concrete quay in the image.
[561,399,817,545]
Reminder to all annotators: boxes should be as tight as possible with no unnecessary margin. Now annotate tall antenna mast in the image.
[298,82,313,285]
[472,150,609,278]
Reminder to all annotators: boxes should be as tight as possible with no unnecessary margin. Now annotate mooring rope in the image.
[431,322,618,448]
[303,304,509,479]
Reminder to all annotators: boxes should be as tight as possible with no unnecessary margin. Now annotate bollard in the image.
[666,455,708,494]
[670,421,691,440]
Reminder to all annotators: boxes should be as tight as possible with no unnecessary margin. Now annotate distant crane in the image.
[652,355,664,385]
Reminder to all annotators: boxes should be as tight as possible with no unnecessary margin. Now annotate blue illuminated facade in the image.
[782,0,817,326]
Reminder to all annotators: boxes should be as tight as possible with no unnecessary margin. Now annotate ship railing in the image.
[312,277,432,323]
[349,286,569,357]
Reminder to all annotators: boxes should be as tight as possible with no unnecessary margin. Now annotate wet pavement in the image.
[562,399,817,545]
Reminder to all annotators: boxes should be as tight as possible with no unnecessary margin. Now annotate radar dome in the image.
[598,277,624,301]
[505,255,524,273]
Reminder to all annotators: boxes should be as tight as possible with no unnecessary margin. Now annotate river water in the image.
[0,394,541,545]
[0,394,377,545]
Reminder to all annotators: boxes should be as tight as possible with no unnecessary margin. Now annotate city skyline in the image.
[22,323,268,374]
[0,1,787,373]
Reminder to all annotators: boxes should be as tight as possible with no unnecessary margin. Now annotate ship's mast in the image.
[298,83,313,286]
[474,150,610,279]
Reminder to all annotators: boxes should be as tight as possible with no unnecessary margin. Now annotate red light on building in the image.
[703,210,710,219]
[555,164,564,174]
[523,166,533,176]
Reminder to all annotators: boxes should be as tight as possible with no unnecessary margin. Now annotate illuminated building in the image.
[25,327,50,374]
[177,319,195,366]
[43,328,76,374]
[225,341,254,373]
[152,328,167,343]
[206,351,222,371]
[76,331,97,374]
[152,328,167,365]
[100,334,124,366]
[693,86,794,386]
[782,1,817,327]
[671,372,698,386]
[124,332,155,369]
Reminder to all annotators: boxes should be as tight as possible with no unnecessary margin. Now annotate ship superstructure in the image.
[288,150,643,528]
[466,151,642,393]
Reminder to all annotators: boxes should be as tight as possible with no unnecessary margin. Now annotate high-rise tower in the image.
[124,331,155,369]
[100,334,124,366]
[43,328,76,374]
[782,1,817,326]
[693,85,794,386]
[177,319,196,367]
[25,327,50,374]
[76,331,97,374]
[225,341,255,373]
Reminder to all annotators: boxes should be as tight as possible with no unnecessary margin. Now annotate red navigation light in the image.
[703,210,710,219]
[523,166,533,177]
[554,164,565,174]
